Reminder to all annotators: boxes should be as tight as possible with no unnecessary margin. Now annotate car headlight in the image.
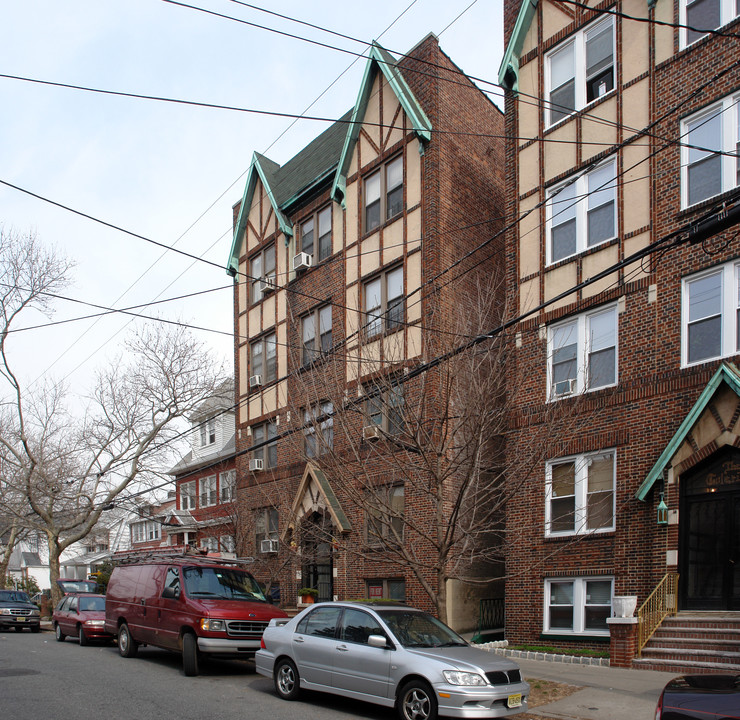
[443,671,488,686]
[0,608,12,615]
[30,609,40,617]
[85,620,105,627]
[200,618,225,632]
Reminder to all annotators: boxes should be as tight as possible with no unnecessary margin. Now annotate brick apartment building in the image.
[226,34,506,625]
[499,0,739,664]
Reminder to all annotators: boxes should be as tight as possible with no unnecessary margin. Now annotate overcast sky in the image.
[0,0,504,409]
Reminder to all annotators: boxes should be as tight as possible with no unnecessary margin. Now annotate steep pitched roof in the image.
[636,363,740,500]
[331,41,432,204]
[498,0,539,91]
[226,112,351,276]
[284,462,351,536]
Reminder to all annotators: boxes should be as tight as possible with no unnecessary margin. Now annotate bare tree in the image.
[0,228,226,604]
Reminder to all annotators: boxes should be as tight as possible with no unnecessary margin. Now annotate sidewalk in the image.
[514,655,675,719]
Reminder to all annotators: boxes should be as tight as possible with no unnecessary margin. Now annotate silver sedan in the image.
[255,601,529,720]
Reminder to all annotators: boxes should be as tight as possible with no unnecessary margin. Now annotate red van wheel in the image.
[118,623,138,658]
[182,632,200,677]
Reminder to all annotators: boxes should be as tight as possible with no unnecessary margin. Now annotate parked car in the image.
[0,589,41,633]
[104,552,289,676]
[57,578,98,595]
[53,593,113,645]
[256,601,529,720]
[655,674,740,719]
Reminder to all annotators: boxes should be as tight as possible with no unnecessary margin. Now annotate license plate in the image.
[16,617,26,622]
[507,693,522,708]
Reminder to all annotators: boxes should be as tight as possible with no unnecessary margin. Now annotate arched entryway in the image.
[680,447,740,610]
[300,511,334,602]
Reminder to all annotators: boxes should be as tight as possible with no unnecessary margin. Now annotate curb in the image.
[474,642,611,667]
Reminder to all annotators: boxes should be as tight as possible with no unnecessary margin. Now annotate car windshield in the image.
[59,580,97,593]
[377,609,468,648]
[183,566,267,601]
[79,596,105,612]
[0,590,31,603]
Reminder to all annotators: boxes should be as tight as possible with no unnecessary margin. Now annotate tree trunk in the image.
[48,535,63,607]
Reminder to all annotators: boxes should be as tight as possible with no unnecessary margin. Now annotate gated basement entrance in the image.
[680,448,740,611]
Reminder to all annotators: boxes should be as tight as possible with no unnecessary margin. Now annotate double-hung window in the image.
[364,155,404,232]
[364,265,404,338]
[219,469,236,503]
[250,244,276,304]
[255,507,278,554]
[251,332,277,384]
[366,383,404,435]
[199,416,216,447]
[300,206,332,262]
[304,401,334,457]
[681,94,739,208]
[366,484,404,545]
[547,159,617,263]
[546,451,615,536]
[252,420,278,469]
[544,577,613,635]
[301,305,332,366]
[682,260,740,366]
[546,17,615,127]
[200,475,217,508]
[548,305,618,398]
[180,481,196,511]
[681,0,739,46]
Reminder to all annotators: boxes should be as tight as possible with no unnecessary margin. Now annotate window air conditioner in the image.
[260,539,278,554]
[249,458,264,472]
[293,252,313,272]
[362,424,381,441]
[259,275,277,294]
[553,378,577,397]
[249,374,262,388]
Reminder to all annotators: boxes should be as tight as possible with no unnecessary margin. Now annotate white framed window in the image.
[300,206,332,262]
[250,332,277,384]
[252,420,278,469]
[219,470,236,503]
[546,451,615,536]
[199,416,216,447]
[304,401,334,457]
[255,507,278,554]
[364,265,404,339]
[364,155,404,233]
[220,535,235,553]
[180,481,196,511]
[301,305,332,366]
[545,16,614,127]
[681,94,739,208]
[547,305,618,399]
[544,577,613,635]
[250,243,276,304]
[131,520,161,544]
[199,475,217,508]
[200,536,219,552]
[680,0,739,47]
[547,159,617,264]
[682,259,740,366]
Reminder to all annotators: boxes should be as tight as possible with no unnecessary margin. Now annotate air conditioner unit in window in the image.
[249,374,262,388]
[260,539,278,554]
[293,252,313,272]
[259,275,277,294]
[362,424,381,441]
[553,378,577,397]
[249,458,264,472]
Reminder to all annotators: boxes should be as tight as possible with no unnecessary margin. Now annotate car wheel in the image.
[274,658,300,700]
[118,622,138,658]
[78,625,89,646]
[182,632,200,677]
[31,624,40,633]
[55,623,66,642]
[397,680,438,720]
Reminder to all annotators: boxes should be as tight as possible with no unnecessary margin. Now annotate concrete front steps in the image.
[633,612,740,674]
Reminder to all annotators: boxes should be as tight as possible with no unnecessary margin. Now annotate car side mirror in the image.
[162,586,180,600]
[368,634,390,649]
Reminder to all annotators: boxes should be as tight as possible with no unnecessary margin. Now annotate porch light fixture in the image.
[657,493,668,526]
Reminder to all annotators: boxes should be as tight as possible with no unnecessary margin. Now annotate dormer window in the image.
[200,417,216,447]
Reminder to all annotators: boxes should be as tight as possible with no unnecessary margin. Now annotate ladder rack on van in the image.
[111,547,255,566]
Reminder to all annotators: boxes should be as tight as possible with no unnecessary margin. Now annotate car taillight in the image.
[260,637,266,649]
[655,690,663,720]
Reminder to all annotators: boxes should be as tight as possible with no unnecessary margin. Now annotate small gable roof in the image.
[331,41,432,204]
[284,462,351,537]
[498,0,539,91]
[636,363,740,500]
[227,112,351,276]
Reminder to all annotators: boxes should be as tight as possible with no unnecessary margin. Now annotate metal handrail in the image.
[637,572,679,656]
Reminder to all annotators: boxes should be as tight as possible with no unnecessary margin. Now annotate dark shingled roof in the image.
[265,109,353,210]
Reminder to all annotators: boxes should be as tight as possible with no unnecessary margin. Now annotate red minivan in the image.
[104,551,287,676]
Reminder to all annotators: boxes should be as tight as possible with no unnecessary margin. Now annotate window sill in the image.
[545,236,619,270]
[677,186,740,220]
[361,211,404,241]
[544,529,615,541]
[540,632,610,642]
